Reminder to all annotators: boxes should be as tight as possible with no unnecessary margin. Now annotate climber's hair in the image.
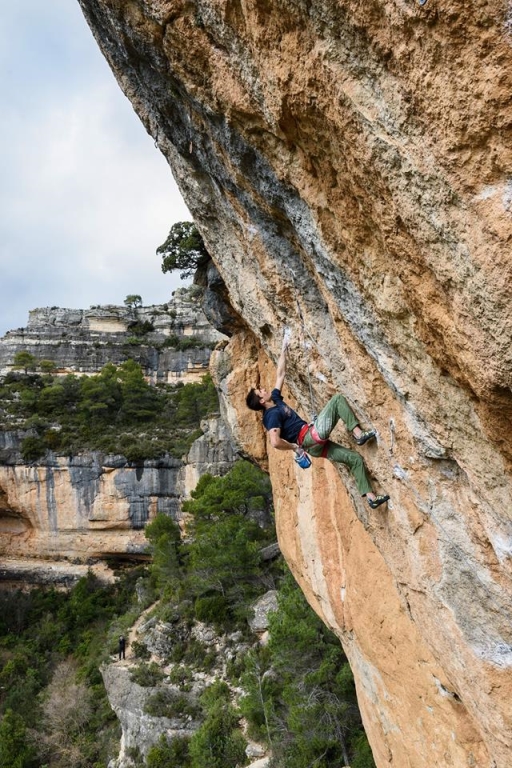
[246,388,265,412]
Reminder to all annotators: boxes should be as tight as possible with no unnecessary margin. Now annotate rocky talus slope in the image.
[77,2,512,766]
[102,596,274,768]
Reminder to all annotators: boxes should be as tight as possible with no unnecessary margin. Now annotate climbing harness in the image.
[297,422,331,458]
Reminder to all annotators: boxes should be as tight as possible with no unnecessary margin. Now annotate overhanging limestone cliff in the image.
[77,1,512,765]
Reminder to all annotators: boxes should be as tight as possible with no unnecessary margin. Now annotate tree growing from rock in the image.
[158,221,209,279]
[13,351,37,375]
[124,294,143,309]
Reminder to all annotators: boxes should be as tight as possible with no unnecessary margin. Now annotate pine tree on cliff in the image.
[158,221,209,279]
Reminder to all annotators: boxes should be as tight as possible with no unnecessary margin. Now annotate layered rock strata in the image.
[0,417,236,562]
[0,288,224,383]
[77,2,512,765]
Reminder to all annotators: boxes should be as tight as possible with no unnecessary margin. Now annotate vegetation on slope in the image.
[0,456,374,767]
[0,354,374,766]
[0,362,218,461]
[141,460,375,768]
[0,568,147,767]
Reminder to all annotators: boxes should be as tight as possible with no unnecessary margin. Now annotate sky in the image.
[0,1,191,337]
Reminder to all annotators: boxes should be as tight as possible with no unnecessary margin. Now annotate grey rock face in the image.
[196,261,244,337]
[102,664,199,767]
[0,287,238,563]
[0,289,225,382]
[0,414,236,561]
[248,590,278,633]
[179,416,237,497]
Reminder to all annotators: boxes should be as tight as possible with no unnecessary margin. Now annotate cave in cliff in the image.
[75,2,512,766]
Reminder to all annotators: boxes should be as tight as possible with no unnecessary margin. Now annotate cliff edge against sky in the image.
[77,1,512,765]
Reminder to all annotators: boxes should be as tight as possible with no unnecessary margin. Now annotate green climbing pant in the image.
[301,394,373,496]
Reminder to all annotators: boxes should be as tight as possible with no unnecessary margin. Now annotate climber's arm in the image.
[274,333,289,391]
[268,427,298,451]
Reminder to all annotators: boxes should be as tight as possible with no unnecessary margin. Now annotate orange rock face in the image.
[77,2,512,765]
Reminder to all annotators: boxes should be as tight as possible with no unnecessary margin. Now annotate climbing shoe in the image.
[354,428,377,446]
[368,494,390,509]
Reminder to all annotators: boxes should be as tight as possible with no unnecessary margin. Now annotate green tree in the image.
[13,351,37,375]
[183,461,272,524]
[144,514,183,592]
[240,569,375,768]
[174,375,219,427]
[182,461,274,619]
[187,514,263,607]
[147,734,192,768]
[79,363,122,423]
[189,682,246,768]
[37,383,67,416]
[124,294,143,309]
[39,359,56,375]
[117,360,160,423]
[20,436,46,462]
[158,222,209,279]
[0,709,36,768]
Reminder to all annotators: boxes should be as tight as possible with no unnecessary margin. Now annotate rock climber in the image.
[118,635,126,660]
[246,334,390,509]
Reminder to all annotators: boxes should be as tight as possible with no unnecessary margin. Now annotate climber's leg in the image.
[313,394,360,439]
[306,440,373,496]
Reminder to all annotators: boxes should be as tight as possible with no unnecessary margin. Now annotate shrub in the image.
[20,436,46,462]
[144,689,201,720]
[144,689,176,718]
[146,734,192,768]
[131,640,151,660]
[168,665,194,690]
[0,708,36,768]
[127,320,154,336]
[129,662,164,687]
[194,595,228,625]
[189,682,247,768]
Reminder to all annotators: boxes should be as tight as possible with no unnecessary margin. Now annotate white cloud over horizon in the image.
[0,2,191,336]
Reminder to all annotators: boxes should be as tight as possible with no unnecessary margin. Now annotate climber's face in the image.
[255,387,270,405]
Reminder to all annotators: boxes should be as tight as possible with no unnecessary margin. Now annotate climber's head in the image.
[246,386,269,411]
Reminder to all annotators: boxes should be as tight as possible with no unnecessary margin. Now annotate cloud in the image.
[0,1,191,336]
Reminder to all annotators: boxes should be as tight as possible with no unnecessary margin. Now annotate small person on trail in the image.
[246,334,390,509]
[118,635,126,661]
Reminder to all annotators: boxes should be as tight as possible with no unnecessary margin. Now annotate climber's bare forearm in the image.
[269,429,297,451]
[274,347,287,391]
